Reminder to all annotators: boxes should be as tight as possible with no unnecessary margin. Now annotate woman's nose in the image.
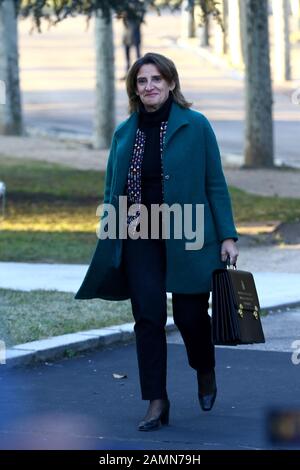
[145,81,154,91]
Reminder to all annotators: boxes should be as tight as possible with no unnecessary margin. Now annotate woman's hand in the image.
[221,239,239,266]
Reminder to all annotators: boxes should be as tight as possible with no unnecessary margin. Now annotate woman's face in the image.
[135,63,175,112]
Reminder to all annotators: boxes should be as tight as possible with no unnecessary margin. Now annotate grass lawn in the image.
[1,156,300,263]
[0,157,105,263]
[229,187,300,224]
[0,288,173,347]
[0,288,132,347]
[0,157,297,346]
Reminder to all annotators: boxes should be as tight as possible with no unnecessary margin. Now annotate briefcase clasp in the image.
[238,304,260,320]
[238,303,244,318]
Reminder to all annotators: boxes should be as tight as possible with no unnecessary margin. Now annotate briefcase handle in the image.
[226,255,237,270]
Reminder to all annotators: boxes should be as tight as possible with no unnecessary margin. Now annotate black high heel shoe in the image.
[138,399,170,431]
[197,370,217,412]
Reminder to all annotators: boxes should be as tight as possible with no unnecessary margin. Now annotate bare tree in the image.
[18,0,148,148]
[227,0,243,67]
[221,0,229,54]
[244,0,274,167]
[0,0,23,135]
[0,0,230,148]
[94,9,115,149]
[272,0,291,82]
[181,0,196,38]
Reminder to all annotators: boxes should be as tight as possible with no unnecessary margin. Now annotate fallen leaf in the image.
[113,373,127,379]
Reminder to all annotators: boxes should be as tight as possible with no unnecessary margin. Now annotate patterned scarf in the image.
[126,121,168,234]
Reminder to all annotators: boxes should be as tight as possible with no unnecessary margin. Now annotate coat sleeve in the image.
[99,135,118,229]
[203,116,238,243]
[103,136,117,205]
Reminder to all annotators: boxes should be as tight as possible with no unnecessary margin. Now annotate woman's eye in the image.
[137,77,162,85]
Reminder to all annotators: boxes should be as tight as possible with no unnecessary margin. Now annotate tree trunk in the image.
[0,0,23,135]
[202,17,210,46]
[227,0,243,67]
[238,0,246,64]
[213,0,225,55]
[94,9,115,150]
[181,0,195,38]
[197,0,210,46]
[244,0,274,167]
[290,0,300,29]
[222,0,229,54]
[272,0,291,81]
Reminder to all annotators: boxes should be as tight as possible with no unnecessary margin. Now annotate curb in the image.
[2,301,300,369]
[2,318,177,368]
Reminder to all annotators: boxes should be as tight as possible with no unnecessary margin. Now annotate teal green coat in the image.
[75,102,238,300]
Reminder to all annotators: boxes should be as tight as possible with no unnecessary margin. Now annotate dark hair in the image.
[126,52,193,114]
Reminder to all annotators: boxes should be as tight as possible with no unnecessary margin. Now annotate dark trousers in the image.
[123,237,215,400]
[125,44,141,71]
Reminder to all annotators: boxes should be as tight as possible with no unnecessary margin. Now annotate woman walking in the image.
[76,52,239,431]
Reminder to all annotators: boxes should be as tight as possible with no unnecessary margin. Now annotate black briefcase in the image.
[211,262,265,345]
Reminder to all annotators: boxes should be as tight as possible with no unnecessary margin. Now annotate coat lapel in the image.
[114,112,138,196]
[163,101,189,149]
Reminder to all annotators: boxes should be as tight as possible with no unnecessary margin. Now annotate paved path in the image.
[0,262,299,309]
[0,342,299,450]
[6,10,298,169]
[1,240,300,308]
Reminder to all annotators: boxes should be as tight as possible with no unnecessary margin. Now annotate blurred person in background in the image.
[118,9,144,79]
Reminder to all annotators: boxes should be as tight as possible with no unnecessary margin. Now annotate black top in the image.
[138,91,173,207]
